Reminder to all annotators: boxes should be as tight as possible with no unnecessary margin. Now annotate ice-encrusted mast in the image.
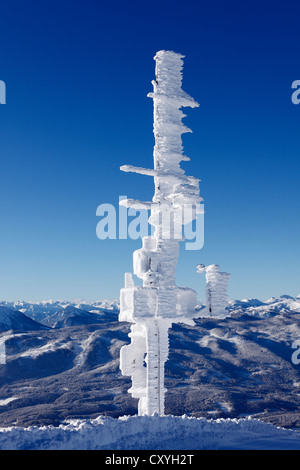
[196,264,231,317]
[119,51,202,416]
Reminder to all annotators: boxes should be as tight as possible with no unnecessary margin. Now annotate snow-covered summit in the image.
[0,306,49,332]
[43,305,107,329]
[227,294,300,317]
[0,299,120,325]
[0,415,299,450]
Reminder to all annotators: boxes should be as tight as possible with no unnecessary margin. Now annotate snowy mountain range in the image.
[1,294,299,329]
[41,305,111,329]
[0,294,300,432]
[227,295,300,316]
[0,306,49,332]
[0,299,119,325]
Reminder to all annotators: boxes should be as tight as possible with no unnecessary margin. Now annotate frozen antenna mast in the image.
[197,264,231,317]
[119,50,202,416]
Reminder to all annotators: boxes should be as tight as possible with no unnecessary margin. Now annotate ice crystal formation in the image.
[196,264,231,317]
[119,50,212,416]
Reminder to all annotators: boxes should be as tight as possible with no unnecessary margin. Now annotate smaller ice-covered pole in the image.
[197,264,231,317]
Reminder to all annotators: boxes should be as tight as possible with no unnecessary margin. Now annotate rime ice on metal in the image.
[197,264,231,317]
[119,50,203,416]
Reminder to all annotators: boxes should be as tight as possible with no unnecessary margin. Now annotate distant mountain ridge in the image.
[1,295,300,332]
[0,299,120,330]
[0,306,49,332]
[0,299,119,320]
[227,294,300,316]
[43,305,108,329]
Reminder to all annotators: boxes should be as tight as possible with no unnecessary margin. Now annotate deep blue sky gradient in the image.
[0,0,299,301]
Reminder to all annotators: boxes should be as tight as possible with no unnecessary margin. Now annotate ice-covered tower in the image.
[119,51,202,416]
[197,264,231,317]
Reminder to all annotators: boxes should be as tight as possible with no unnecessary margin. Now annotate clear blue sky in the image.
[0,0,299,302]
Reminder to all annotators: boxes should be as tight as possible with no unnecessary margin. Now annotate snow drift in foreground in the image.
[0,415,299,450]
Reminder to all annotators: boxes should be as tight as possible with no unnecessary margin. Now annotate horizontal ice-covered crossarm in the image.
[147,91,199,108]
[119,285,198,323]
[121,164,200,185]
[121,165,156,176]
[119,198,154,210]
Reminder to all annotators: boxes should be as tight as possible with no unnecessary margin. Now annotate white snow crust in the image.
[0,415,299,450]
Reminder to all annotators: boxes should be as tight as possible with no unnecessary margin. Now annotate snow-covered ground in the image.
[0,414,299,450]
